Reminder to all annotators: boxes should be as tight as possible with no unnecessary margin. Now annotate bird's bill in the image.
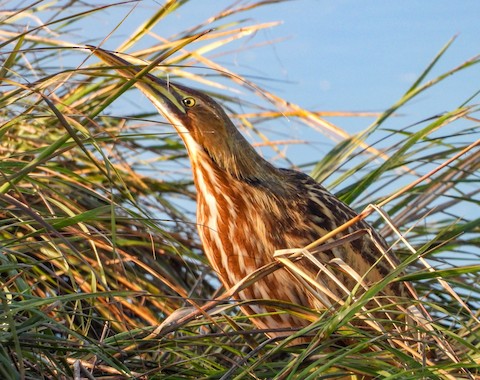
[87,45,187,120]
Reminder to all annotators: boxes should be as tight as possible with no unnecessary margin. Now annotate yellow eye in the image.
[182,97,196,107]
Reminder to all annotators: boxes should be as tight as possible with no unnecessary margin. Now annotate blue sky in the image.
[275,1,479,114]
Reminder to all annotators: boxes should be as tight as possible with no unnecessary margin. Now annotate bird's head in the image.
[88,46,277,182]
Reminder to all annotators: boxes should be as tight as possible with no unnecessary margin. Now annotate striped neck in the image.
[181,127,281,187]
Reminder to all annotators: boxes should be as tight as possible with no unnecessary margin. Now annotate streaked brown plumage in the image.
[89,46,406,340]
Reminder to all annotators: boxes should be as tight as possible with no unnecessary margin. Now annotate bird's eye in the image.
[182,97,196,107]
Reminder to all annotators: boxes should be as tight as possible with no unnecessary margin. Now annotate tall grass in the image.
[1,1,479,378]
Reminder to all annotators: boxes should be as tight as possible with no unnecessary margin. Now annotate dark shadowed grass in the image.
[0,1,479,379]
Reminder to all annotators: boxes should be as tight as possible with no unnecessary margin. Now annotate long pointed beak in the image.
[86,45,187,121]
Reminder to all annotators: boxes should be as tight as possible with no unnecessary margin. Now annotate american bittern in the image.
[89,46,408,341]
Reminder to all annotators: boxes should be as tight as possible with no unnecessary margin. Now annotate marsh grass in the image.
[0,1,479,378]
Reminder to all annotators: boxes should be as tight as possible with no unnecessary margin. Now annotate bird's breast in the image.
[192,158,297,280]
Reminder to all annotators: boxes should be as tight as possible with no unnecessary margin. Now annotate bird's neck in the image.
[203,132,280,185]
[184,130,285,191]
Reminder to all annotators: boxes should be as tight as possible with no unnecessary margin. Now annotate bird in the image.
[88,46,408,343]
